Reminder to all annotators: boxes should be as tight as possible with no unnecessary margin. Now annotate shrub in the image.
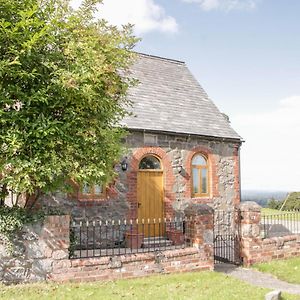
[282,192,300,211]
[267,198,283,210]
[0,206,44,253]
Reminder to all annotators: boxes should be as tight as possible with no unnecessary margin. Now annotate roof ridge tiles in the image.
[134,52,185,65]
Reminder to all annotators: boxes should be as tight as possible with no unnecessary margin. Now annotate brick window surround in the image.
[68,180,108,203]
[126,147,176,220]
[184,146,219,200]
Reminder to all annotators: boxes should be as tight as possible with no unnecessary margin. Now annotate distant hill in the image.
[241,190,289,207]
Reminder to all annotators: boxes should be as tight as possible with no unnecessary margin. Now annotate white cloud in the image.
[182,0,258,11]
[232,96,300,191]
[71,0,178,35]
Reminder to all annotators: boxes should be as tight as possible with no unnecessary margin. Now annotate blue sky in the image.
[72,0,300,191]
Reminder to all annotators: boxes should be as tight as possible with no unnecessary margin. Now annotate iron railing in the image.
[261,211,300,238]
[70,218,190,259]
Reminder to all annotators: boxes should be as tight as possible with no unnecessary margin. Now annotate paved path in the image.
[215,263,300,295]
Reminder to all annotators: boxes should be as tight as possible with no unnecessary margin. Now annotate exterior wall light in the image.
[121,157,128,171]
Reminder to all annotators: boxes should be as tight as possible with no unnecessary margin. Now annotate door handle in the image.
[138,202,142,208]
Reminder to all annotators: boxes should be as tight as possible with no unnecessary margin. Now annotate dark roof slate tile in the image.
[122,53,241,140]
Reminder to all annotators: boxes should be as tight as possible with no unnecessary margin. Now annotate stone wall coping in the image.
[261,235,300,245]
[239,201,262,212]
[184,203,214,216]
[68,247,200,268]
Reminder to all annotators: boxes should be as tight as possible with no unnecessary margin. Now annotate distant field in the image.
[261,208,300,221]
[241,190,288,207]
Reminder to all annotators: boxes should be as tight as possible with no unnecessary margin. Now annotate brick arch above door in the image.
[126,147,176,220]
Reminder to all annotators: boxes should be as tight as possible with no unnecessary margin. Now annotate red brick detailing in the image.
[126,147,176,219]
[239,203,300,266]
[51,247,213,282]
[49,206,214,283]
[184,204,214,265]
[233,144,241,206]
[184,146,219,201]
[241,235,300,266]
[42,215,70,253]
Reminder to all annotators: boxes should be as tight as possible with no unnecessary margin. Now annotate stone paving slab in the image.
[215,263,300,295]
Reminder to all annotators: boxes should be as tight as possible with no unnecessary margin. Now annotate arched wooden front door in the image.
[137,155,164,236]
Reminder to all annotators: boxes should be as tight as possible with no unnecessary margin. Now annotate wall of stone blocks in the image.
[51,204,214,282]
[51,248,213,283]
[0,204,215,284]
[39,130,241,223]
[0,215,70,284]
[240,202,300,266]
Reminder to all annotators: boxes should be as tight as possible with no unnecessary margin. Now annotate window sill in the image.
[191,197,213,203]
[77,196,107,202]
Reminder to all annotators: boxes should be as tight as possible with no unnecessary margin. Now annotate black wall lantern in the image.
[121,157,128,171]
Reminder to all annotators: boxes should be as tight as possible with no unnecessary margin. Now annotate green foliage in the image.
[282,192,300,210]
[267,197,283,210]
[0,0,138,200]
[0,206,44,252]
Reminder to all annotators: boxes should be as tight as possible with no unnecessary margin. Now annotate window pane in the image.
[192,154,207,166]
[192,168,199,194]
[139,156,161,170]
[82,183,91,194]
[94,184,103,195]
[201,169,208,194]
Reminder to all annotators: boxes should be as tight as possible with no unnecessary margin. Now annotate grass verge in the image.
[253,257,300,285]
[0,271,298,300]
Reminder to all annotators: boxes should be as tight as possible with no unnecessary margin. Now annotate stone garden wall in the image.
[240,202,300,266]
[0,215,69,284]
[0,204,214,284]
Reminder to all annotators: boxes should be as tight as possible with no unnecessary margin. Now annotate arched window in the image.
[139,155,161,170]
[192,154,209,197]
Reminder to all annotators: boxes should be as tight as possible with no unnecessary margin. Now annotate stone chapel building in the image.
[43,53,243,222]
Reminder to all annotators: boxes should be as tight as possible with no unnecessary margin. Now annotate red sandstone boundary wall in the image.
[51,248,212,282]
[240,202,300,266]
[0,204,214,284]
[50,204,214,282]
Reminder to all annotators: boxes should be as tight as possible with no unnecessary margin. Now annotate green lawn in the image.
[261,208,300,221]
[0,271,298,300]
[253,257,300,285]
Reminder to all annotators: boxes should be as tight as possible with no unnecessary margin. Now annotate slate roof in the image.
[122,53,242,141]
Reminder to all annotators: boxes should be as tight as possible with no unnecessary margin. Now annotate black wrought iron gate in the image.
[214,209,242,265]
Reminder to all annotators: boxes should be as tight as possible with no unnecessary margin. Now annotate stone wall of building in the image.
[240,202,300,266]
[39,130,241,222]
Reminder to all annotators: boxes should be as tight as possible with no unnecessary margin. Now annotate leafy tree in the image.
[267,197,282,210]
[281,192,300,211]
[0,0,138,206]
